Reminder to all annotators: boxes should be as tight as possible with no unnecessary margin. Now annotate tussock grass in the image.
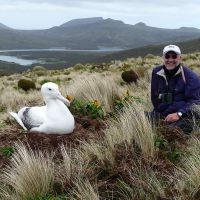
[59,144,72,182]
[118,167,166,200]
[1,52,200,199]
[69,179,99,200]
[110,102,156,158]
[177,137,200,198]
[0,86,41,111]
[62,74,124,113]
[56,145,83,187]
[0,143,54,199]
[81,140,115,171]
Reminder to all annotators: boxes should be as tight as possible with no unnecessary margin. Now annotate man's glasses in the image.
[165,54,177,59]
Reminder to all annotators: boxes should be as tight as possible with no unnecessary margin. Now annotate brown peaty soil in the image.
[0,114,106,169]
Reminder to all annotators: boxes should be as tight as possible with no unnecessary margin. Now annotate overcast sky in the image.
[0,0,200,30]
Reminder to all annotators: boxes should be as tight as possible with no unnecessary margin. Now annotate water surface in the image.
[0,55,37,66]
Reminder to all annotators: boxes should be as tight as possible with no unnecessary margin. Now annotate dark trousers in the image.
[146,111,198,134]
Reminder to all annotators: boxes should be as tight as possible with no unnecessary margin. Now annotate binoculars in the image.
[158,92,173,103]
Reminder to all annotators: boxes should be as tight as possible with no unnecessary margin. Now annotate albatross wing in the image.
[9,112,28,131]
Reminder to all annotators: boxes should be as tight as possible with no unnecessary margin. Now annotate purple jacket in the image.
[151,65,200,117]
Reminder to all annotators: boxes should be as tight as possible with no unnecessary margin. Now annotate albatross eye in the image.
[48,88,52,91]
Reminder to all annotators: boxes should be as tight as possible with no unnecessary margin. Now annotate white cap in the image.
[163,44,181,55]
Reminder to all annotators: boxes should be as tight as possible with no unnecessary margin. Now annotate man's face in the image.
[163,51,181,70]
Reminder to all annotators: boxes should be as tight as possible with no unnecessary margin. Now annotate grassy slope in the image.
[94,38,200,63]
[0,53,200,199]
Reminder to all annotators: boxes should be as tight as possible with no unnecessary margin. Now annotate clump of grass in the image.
[0,85,41,111]
[73,63,84,71]
[68,179,99,200]
[32,66,47,71]
[114,102,156,158]
[0,143,55,199]
[81,140,115,172]
[144,54,155,59]
[177,137,200,198]
[118,167,167,200]
[63,74,124,114]
[39,79,52,85]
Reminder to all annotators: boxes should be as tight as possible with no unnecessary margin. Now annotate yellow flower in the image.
[92,99,101,107]
[66,95,73,102]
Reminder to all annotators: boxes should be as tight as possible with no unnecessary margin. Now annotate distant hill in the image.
[0,23,12,30]
[1,18,200,50]
[59,17,103,28]
[93,38,200,62]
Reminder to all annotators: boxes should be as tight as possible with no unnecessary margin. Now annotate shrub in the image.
[63,71,70,75]
[40,79,52,85]
[73,63,84,71]
[18,79,36,91]
[145,54,155,59]
[32,66,47,71]
[121,70,139,84]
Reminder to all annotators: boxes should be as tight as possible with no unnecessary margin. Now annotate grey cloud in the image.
[0,0,199,6]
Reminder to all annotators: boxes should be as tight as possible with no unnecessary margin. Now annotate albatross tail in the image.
[9,112,28,131]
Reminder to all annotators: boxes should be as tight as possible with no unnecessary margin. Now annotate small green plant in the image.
[71,99,104,119]
[0,105,6,112]
[0,146,15,157]
[167,147,181,162]
[85,100,104,119]
[114,90,146,111]
[0,121,7,128]
[154,137,168,148]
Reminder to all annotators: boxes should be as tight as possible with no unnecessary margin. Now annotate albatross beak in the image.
[56,92,70,106]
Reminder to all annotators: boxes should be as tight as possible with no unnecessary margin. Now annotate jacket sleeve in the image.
[178,71,200,115]
[151,69,158,111]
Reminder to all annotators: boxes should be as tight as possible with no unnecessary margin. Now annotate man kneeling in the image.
[150,44,200,134]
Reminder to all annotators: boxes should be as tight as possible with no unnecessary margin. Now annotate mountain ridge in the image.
[0,17,200,50]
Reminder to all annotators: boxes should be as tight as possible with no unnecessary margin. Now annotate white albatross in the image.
[9,82,75,134]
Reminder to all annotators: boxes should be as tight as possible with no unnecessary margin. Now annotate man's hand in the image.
[164,113,180,123]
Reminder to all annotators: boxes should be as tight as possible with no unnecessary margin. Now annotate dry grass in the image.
[0,143,54,199]
[62,73,125,113]
[1,52,200,199]
[80,140,115,171]
[0,86,41,111]
[118,167,166,200]
[69,179,99,200]
[177,137,200,198]
[114,102,156,158]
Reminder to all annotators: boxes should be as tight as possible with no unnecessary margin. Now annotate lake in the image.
[0,48,122,66]
[0,55,38,66]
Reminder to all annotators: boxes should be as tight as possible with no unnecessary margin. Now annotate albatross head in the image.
[41,82,70,105]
